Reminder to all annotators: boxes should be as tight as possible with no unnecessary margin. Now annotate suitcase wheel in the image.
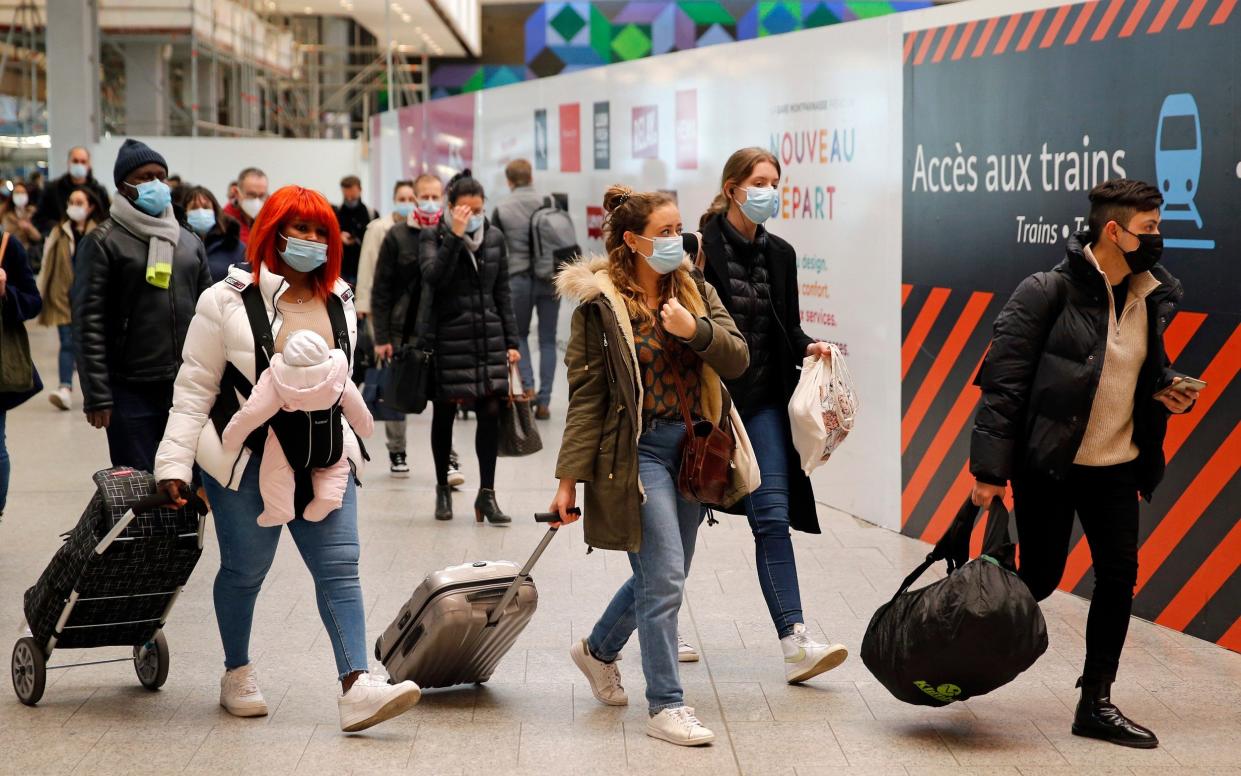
[134,631,170,691]
[11,637,46,706]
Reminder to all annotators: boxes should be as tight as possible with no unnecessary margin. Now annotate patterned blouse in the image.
[633,319,702,424]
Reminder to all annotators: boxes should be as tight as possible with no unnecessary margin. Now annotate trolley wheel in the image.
[134,631,169,691]
[11,637,46,706]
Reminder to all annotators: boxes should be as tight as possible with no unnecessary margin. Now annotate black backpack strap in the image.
[240,283,274,376]
[326,293,351,364]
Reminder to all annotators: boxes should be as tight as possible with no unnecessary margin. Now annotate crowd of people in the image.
[1,138,1197,749]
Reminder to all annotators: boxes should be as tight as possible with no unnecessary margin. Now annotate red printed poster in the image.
[586,205,604,239]
[675,90,697,170]
[631,105,659,159]
[559,103,581,173]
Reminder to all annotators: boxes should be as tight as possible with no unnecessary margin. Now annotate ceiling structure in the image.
[260,0,478,57]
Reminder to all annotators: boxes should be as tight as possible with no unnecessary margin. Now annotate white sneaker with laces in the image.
[446,464,466,488]
[338,672,422,733]
[570,638,627,706]
[219,664,268,718]
[49,386,72,411]
[646,706,715,746]
[782,623,848,684]
[677,632,700,663]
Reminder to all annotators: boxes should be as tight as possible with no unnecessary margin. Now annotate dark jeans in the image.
[105,380,174,472]
[1012,462,1140,684]
[432,397,500,488]
[510,273,559,407]
[742,405,804,638]
[57,324,75,388]
[0,411,8,513]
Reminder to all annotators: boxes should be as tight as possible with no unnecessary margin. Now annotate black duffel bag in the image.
[861,497,1048,706]
[380,283,434,415]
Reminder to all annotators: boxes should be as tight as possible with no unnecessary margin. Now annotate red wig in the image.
[247,185,343,299]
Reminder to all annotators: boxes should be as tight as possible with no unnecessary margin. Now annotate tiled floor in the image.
[1,327,1239,775]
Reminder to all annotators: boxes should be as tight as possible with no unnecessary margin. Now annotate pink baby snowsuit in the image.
[222,329,374,526]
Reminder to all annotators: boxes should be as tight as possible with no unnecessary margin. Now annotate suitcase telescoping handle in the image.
[484,510,578,627]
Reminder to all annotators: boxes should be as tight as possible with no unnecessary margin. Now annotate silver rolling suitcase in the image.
[375,512,568,689]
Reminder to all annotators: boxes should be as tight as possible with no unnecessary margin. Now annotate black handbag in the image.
[380,283,435,415]
[498,363,543,457]
[861,497,1048,706]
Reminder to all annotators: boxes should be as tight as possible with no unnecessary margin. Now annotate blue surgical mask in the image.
[125,179,172,216]
[634,234,684,275]
[466,213,485,234]
[68,162,89,180]
[394,201,416,219]
[417,199,442,215]
[736,186,779,224]
[186,208,216,234]
[279,233,329,272]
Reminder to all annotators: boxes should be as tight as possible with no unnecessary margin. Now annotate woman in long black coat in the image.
[418,170,519,524]
[0,234,43,521]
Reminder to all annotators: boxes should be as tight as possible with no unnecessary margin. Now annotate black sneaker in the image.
[389,452,410,478]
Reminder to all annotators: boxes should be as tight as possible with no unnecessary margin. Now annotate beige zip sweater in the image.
[1073,245,1160,467]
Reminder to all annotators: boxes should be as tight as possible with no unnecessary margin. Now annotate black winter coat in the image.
[971,231,1185,499]
[72,218,214,412]
[335,200,378,284]
[371,223,423,347]
[203,228,247,283]
[419,221,519,401]
[0,236,44,411]
[694,214,821,533]
[34,173,111,236]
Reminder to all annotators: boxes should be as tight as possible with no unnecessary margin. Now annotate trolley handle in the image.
[131,488,208,516]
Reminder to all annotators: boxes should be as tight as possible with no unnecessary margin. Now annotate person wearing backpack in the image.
[492,159,579,420]
[153,185,423,733]
[681,147,847,681]
[970,179,1198,750]
[420,170,521,523]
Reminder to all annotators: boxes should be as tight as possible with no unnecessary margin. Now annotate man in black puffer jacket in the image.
[72,139,213,472]
[970,179,1198,751]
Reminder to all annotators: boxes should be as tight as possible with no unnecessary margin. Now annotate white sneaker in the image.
[446,464,466,488]
[677,632,700,663]
[338,672,422,733]
[570,638,627,706]
[782,623,848,684]
[646,706,715,746]
[219,664,268,718]
[49,386,71,411]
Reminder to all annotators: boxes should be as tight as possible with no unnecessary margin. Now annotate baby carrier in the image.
[209,272,360,517]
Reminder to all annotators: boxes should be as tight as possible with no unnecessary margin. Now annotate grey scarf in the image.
[110,195,181,289]
[461,225,484,270]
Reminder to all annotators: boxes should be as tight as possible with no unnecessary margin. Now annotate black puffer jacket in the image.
[371,223,423,347]
[72,218,213,412]
[696,213,820,532]
[418,221,518,401]
[971,231,1185,499]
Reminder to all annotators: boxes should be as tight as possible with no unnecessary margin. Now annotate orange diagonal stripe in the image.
[972,16,1000,56]
[1041,4,1073,46]
[932,24,958,62]
[904,31,918,62]
[902,284,913,306]
[1165,322,1241,460]
[1066,0,1101,43]
[952,20,978,59]
[1217,615,1241,652]
[902,292,993,454]
[902,350,987,525]
[1155,510,1241,630]
[914,26,939,64]
[1017,9,1048,50]
[1093,0,1128,39]
[919,461,976,543]
[1179,0,1210,26]
[1137,421,1241,594]
[901,288,951,381]
[994,13,1024,54]
[1210,0,1238,23]
[1148,0,1181,31]
[1120,0,1153,35]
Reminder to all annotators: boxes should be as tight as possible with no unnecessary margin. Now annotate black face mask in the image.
[1116,224,1163,274]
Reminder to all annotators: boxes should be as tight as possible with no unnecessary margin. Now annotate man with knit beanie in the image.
[970,179,1199,750]
[72,138,213,472]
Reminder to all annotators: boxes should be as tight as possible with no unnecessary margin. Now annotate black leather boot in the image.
[1072,678,1158,749]
[434,485,454,521]
[474,488,512,525]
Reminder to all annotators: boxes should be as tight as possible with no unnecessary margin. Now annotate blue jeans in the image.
[203,457,368,679]
[742,406,804,638]
[105,380,173,472]
[510,273,560,406]
[588,420,702,714]
[0,412,8,514]
[57,324,75,388]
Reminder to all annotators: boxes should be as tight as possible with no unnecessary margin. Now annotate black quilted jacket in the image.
[418,220,519,401]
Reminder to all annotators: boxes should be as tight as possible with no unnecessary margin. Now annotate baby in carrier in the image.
[223,329,374,525]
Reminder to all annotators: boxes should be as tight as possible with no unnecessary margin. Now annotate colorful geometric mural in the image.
[430,1,933,97]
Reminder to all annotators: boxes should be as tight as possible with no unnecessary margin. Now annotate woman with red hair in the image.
[153,185,422,733]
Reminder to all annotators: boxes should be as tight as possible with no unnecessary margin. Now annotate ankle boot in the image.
[1072,677,1158,749]
[474,488,512,525]
[434,485,454,521]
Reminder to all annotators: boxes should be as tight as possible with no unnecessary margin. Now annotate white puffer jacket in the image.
[154,264,363,490]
